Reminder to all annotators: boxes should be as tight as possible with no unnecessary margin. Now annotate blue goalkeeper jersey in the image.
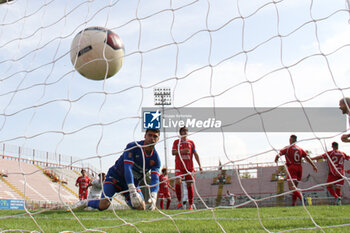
[109,140,160,193]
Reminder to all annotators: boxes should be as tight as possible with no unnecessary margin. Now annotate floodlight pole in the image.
[154,87,171,169]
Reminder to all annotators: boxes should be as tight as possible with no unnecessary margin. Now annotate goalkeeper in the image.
[73,128,161,211]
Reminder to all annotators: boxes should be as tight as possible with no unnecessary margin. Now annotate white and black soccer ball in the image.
[70,26,124,80]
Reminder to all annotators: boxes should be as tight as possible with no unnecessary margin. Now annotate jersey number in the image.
[332,156,343,166]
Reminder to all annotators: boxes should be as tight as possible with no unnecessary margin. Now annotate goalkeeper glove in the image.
[128,184,145,210]
[148,192,157,211]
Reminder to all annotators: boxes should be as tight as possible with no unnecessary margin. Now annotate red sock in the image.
[188,184,194,206]
[160,199,164,209]
[292,193,297,206]
[327,186,338,198]
[166,199,171,209]
[175,183,182,202]
[335,187,341,197]
[293,190,302,200]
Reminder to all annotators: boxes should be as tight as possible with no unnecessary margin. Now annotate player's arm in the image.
[168,181,176,192]
[275,148,286,163]
[274,152,284,163]
[123,149,145,210]
[302,149,318,172]
[344,152,350,161]
[274,154,280,163]
[172,140,178,156]
[150,169,160,193]
[341,134,350,143]
[75,178,79,187]
[191,142,202,171]
[88,178,92,187]
[123,152,135,185]
[342,153,350,174]
[310,155,323,161]
[172,149,178,156]
[342,153,350,176]
[193,151,203,171]
[148,160,161,210]
[304,155,318,172]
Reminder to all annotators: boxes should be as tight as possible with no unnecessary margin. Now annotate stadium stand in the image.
[0,154,128,210]
[0,177,23,200]
[0,158,77,203]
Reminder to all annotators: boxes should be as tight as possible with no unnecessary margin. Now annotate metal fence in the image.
[0,143,98,176]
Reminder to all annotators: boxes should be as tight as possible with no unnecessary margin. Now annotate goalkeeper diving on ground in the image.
[72,128,161,211]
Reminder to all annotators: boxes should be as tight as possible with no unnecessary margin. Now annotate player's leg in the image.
[166,197,171,209]
[73,189,109,211]
[175,169,183,208]
[80,187,89,200]
[287,179,301,206]
[182,180,188,208]
[326,174,339,205]
[335,178,344,197]
[83,189,89,200]
[87,174,125,211]
[335,178,344,205]
[335,184,342,197]
[185,172,195,209]
[160,199,164,209]
[159,193,164,209]
[335,185,342,205]
[293,182,301,201]
[78,189,83,200]
[87,182,116,210]
[295,167,303,201]
[287,180,298,206]
[187,182,194,209]
[72,196,87,210]
[287,166,301,206]
[165,191,171,209]
[326,185,337,198]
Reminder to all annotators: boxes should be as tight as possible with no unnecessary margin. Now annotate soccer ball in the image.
[70,26,124,80]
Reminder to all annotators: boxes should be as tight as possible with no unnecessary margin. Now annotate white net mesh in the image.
[0,0,350,232]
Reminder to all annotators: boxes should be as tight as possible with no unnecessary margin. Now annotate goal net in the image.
[0,0,350,232]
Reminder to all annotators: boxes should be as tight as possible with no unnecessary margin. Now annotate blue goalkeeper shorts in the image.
[102,172,144,208]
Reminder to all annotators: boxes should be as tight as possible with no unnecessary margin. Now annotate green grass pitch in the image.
[1,205,350,232]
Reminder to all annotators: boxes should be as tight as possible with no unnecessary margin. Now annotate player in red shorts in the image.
[75,169,91,200]
[275,135,317,206]
[158,168,175,209]
[172,127,202,210]
[311,142,350,205]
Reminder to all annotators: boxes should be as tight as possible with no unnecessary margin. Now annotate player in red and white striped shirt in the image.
[311,142,350,205]
[275,135,317,206]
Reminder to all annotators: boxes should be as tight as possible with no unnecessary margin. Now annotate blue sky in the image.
[0,0,349,172]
